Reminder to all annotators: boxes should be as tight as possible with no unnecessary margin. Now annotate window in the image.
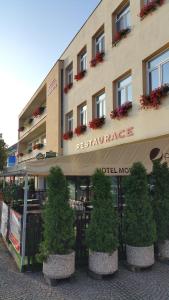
[66,111,73,131]
[79,104,87,125]
[79,49,87,72]
[66,63,73,85]
[95,31,105,54]
[95,92,106,118]
[117,75,132,106]
[147,49,169,92]
[116,4,131,32]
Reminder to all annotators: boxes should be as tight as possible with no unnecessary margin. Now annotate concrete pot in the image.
[126,245,154,267]
[89,249,118,275]
[43,251,75,279]
[158,240,169,260]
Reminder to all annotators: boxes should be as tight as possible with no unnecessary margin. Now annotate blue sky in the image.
[0,0,100,146]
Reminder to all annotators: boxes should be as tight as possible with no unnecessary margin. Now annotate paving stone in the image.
[1,238,169,299]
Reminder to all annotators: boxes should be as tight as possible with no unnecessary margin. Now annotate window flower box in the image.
[63,131,73,140]
[89,116,105,129]
[90,52,105,67]
[28,117,33,125]
[110,101,132,120]
[74,70,86,81]
[64,83,73,94]
[33,143,44,150]
[18,126,25,132]
[32,106,45,118]
[74,125,87,136]
[112,28,131,46]
[139,0,164,20]
[140,84,169,109]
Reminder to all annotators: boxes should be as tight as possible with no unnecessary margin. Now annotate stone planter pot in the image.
[43,251,75,279]
[158,240,169,260]
[126,245,154,267]
[89,249,118,275]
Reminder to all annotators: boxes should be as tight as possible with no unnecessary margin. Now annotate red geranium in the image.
[74,125,87,136]
[18,126,25,132]
[89,116,105,129]
[33,106,45,118]
[74,70,86,81]
[139,0,164,19]
[64,83,73,94]
[112,28,131,46]
[140,84,169,109]
[110,101,132,120]
[90,52,104,67]
[63,131,73,140]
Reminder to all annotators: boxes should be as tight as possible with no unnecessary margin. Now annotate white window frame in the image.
[147,50,169,93]
[67,112,73,132]
[95,32,105,54]
[79,104,87,126]
[117,75,132,106]
[66,64,73,85]
[95,92,106,118]
[80,51,87,72]
[116,4,131,32]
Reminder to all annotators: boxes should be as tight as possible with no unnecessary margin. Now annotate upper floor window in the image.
[79,103,87,125]
[66,63,73,85]
[117,75,132,106]
[95,91,106,118]
[79,48,87,72]
[95,29,105,55]
[147,49,169,92]
[116,4,131,32]
[66,111,73,131]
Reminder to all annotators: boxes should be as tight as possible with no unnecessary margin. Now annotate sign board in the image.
[45,151,56,158]
[7,155,16,167]
[9,209,22,254]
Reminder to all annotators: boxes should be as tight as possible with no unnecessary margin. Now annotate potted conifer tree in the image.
[151,160,169,259]
[38,167,75,283]
[86,169,119,275]
[124,162,156,268]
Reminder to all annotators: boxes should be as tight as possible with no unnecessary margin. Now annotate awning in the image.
[23,135,169,176]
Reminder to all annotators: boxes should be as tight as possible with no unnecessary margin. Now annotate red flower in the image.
[112,28,131,46]
[140,84,169,109]
[33,106,45,118]
[63,131,73,140]
[74,70,86,81]
[74,125,87,136]
[64,83,73,94]
[90,52,104,67]
[33,143,44,150]
[110,102,132,120]
[139,0,164,19]
[17,153,24,157]
[18,126,25,132]
[89,117,105,129]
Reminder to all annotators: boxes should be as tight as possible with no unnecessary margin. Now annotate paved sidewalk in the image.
[1,238,169,300]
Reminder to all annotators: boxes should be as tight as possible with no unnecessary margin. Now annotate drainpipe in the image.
[20,173,28,272]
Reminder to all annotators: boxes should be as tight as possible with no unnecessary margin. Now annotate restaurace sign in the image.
[76,126,134,150]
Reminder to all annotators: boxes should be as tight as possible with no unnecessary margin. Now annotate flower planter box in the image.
[63,131,73,140]
[64,83,73,94]
[90,52,105,67]
[18,126,25,132]
[74,125,87,136]
[112,28,131,46]
[126,245,154,268]
[110,101,132,120]
[32,106,45,118]
[33,143,44,150]
[89,117,105,129]
[140,84,169,109]
[139,0,164,20]
[74,70,86,81]
[89,250,118,275]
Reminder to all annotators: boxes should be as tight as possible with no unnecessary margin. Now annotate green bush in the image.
[86,169,119,253]
[124,162,156,247]
[38,167,75,261]
[151,160,169,241]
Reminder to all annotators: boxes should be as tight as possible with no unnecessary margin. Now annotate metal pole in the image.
[21,174,28,272]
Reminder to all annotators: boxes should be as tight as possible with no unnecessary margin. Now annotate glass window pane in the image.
[118,88,125,106]
[119,76,131,88]
[96,102,100,117]
[127,84,132,102]
[162,62,169,84]
[148,50,169,69]
[149,69,159,91]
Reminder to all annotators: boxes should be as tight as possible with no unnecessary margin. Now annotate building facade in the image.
[17,0,169,198]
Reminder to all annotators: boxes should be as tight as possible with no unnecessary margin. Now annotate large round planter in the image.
[89,249,118,275]
[158,240,169,260]
[43,251,75,279]
[126,245,154,267]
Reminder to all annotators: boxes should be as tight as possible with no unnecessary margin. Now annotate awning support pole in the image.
[21,174,28,272]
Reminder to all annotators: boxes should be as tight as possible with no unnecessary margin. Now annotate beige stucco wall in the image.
[60,0,169,155]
